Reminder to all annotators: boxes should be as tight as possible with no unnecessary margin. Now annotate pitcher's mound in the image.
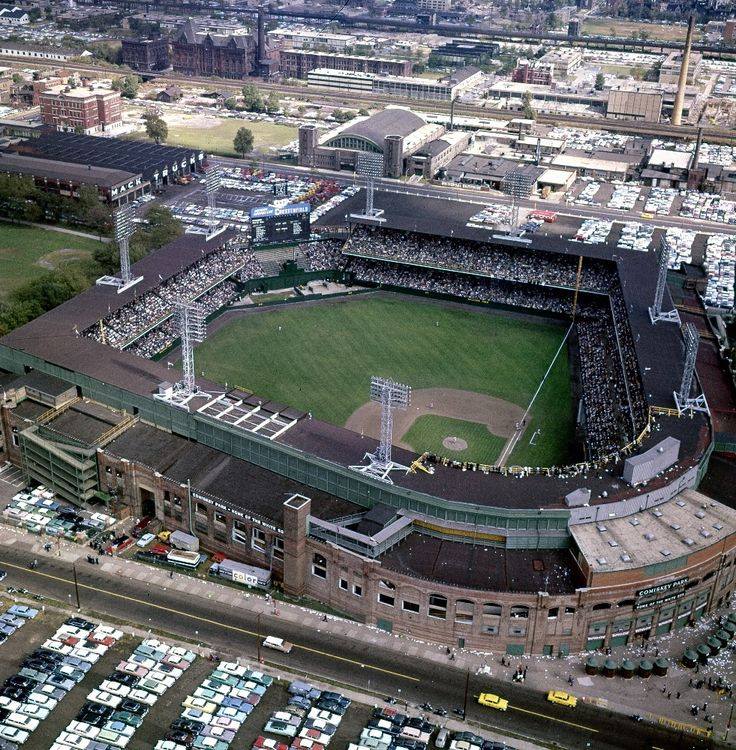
[443,436,468,451]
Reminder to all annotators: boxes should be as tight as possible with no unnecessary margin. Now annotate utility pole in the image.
[462,669,470,717]
[725,702,734,742]
[256,610,263,663]
[72,563,81,610]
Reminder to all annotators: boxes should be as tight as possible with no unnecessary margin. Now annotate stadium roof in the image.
[335,108,427,147]
[380,534,584,593]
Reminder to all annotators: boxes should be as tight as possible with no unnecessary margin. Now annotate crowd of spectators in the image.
[297,239,344,272]
[343,227,616,293]
[127,281,240,359]
[344,258,573,314]
[85,241,262,352]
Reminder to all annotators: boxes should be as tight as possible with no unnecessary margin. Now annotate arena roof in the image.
[335,108,427,147]
[570,489,736,574]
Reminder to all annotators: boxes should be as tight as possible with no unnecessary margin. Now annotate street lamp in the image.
[72,563,81,610]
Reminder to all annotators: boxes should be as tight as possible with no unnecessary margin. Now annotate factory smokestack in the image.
[257,7,267,75]
[672,15,695,127]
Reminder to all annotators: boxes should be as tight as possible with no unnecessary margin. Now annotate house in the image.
[157,85,182,103]
[0,6,30,26]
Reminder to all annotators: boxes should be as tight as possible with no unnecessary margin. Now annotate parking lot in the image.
[0,600,473,750]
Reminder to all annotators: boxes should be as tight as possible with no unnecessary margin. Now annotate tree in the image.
[241,82,265,113]
[113,74,140,99]
[233,127,254,159]
[265,91,280,114]
[145,114,168,144]
[11,72,23,84]
[521,91,536,120]
[358,108,369,117]
[595,72,605,90]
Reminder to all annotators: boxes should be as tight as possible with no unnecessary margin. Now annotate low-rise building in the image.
[0,151,149,206]
[512,59,554,86]
[280,49,412,79]
[39,84,122,134]
[606,90,663,123]
[659,50,702,86]
[268,28,353,51]
[121,37,170,72]
[0,6,29,26]
[0,42,86,62]
[538,47,583,78]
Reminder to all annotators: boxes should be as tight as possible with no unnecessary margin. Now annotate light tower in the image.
[96,203,143,293]
[204,165,225,240]
[175,300,207,398]
[502,170,534,236]
[350,376,411,484]
[649,235,681,325]
[349,152,385,224]
[674,322,708,415]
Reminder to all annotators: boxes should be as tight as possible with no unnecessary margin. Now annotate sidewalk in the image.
[1,218,110,242]
[1,523,733,746]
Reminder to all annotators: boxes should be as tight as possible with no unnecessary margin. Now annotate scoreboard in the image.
[249,202,311,247]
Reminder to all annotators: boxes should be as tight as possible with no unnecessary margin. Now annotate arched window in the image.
[617,599,635,608]
[482,603,502,617]
[455,600,474,624]
[428,594,447,620]
[592,602,612,611]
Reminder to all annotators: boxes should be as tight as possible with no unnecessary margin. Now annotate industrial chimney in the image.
[256,6,267,75]
[672,15,695,127]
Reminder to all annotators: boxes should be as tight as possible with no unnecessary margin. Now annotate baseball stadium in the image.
[0,187,734,656]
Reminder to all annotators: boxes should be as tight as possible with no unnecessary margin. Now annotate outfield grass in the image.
[166,118,297,156]
[0,223,105,301]
[194,296,574,466]
[403,415,507,464]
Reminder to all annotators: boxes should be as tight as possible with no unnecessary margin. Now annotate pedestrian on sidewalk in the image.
[667,692,671,699]
[689,678,693,687]
[676,691,681,699]
[661,685,667,694]
[169,570,173,578]
[702,702,707,711]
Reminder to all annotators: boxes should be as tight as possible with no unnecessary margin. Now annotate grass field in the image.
[403,415,507,464]
[194,296,573,466]
[0,223,105,301]
[583,18,698,42]
[164,118,296,156]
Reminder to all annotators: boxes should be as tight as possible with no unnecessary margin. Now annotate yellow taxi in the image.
[547,690,577,708]
[641,212,654,219]
[477,693,508,711]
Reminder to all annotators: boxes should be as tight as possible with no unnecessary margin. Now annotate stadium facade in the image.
[0,192,734,656]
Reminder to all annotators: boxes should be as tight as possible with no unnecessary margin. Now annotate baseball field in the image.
[193,294,574,467]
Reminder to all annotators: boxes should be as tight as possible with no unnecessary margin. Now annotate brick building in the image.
[279,49,412,80]
[512,59,554,86]
[121,37,170,72]
[39,85,122,134]
[171,20,256,79]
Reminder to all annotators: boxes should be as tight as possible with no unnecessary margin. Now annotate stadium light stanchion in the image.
[96,203,143,293]
[349,153,386,224]
[649,235,681,325]
[673,322,709,416]
[349,376,411,484]
[205,165,225,240]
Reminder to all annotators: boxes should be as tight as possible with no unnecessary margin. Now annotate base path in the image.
[345,387,524,451]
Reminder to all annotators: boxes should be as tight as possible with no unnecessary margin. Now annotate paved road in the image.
[211,156,736,238]
[0,547,718,750]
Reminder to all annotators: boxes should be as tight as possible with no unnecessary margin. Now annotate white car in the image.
[168,646,196,663]
[127,688,158,707]
[92,625,124,640]
[217,661,247,677]
[136,533,156,547]
[262,636,292,653]
[209,715,240,733]
[18,703,50,721]
[100,681,131,699]
[71,648,100,664]
[6,711,39,731]
[43,640,73,655]
[0,725,29,745]
[67,720,100,738]
[58,731,92,749]
[27,692,58,710]
[150,666,182,681]
[87,690,122,709]
[0,697,21,713]
[182,697,217,714]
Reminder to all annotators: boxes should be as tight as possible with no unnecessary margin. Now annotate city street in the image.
[0,545,719,750]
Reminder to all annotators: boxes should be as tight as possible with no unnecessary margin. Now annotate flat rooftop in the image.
[380,533,585,593]
[570,489,736,574]
[106,422,360,528]
[46,401,128,446]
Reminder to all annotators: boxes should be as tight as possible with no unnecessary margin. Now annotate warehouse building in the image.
[280,49,412,79]
[0,151,149,206]
[606,90,663,123]
[9,131,204,189]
